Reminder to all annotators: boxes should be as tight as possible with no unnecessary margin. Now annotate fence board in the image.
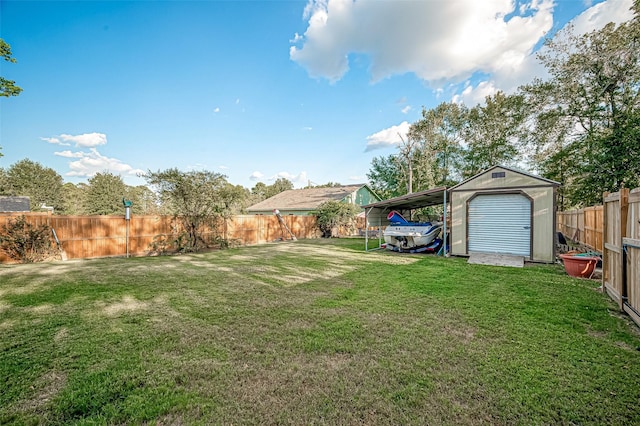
[602,189,628,308]
[622,189,640,326]
[0,213,319,263]
[557,206,603,252]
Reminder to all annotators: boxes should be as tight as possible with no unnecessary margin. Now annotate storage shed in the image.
[449,165,559,263]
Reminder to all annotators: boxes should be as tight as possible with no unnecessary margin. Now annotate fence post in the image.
[603,189,630,310]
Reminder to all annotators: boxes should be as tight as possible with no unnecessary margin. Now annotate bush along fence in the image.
[0,213,320,263]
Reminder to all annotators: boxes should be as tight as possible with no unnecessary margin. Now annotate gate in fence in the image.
[603,188,640,327]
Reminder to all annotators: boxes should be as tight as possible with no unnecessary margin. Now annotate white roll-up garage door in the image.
[468,194,531,257]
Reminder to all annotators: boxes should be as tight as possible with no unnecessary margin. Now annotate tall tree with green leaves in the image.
[409,102,466,187]
[264,177,294,199]
[1,39,22,98]
[366,154,404,200]
[85,172,127,215]
[145,168,235,252]
[525,6,640,206]
[461,91,526,178]
[60,182,88,215]
[3,159,64,211]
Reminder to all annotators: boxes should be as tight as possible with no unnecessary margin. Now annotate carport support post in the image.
[365,208,369,251]
[443,189,448,256]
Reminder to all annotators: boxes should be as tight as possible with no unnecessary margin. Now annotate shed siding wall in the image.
[451,172,555,262]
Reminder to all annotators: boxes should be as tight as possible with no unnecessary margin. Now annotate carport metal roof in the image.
[361,186,447,212]
[361,187,449,253]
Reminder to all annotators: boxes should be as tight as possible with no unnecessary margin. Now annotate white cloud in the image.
[291,0,554,83]
[42,132,107,147]
[271,171,308,185]
[219,165,229,170]
[60,132,107,147]
[452,0,634,104]
[64,148,144,178]
[303,126,313,131]
[250,171,265,181]
[41,137,70,146]
[365,121,410,152]
[291,0,634,107]
[54,150,85,158]
[570,0,633,34]
[290,32,304,43]
[214,107,220,113]
[401,105,412,114]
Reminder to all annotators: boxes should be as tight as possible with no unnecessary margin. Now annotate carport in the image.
[361,187,448,253]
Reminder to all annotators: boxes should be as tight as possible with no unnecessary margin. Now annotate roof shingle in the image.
[247,185,364,212]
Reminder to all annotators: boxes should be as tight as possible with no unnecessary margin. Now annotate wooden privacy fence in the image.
[602,188,640,328]
[557,206,603,252]
[0,213,320,263]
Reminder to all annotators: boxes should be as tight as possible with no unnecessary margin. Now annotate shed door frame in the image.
[465,190,534,258]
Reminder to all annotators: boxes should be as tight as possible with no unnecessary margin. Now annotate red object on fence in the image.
[559,254,599,278]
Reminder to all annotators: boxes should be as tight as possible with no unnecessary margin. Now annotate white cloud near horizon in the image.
[365,121,410,152]
[250,171,265,181]
[58,148,144,178]
[271,171,309,186]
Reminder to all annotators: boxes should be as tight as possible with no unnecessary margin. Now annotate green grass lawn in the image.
[1,238,639,425]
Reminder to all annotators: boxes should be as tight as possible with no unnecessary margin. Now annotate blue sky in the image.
[0,0,634,189]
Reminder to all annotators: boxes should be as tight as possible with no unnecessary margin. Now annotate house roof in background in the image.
[247,184,367,212]
[0,196,31,212]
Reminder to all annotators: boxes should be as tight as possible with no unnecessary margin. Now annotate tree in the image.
[408,102,466,187]
[219,183,250,215]
[85,172,127,215]
[313,200,359,237]
[3,159,64,211]
[145,168,235,252]
[461,91,526,178]
[312,182,343,188]
[264,177,294,199]
[1,39,23,98]
[525,9,640,206]
[60,182,88,215]
[366,154,404,200]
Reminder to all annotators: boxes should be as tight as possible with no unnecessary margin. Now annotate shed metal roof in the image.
[449,165,560,190]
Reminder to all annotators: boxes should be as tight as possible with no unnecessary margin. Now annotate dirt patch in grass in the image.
[17,370,67,413]
[101,295,149,317]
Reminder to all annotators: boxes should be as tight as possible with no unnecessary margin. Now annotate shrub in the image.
[0,215,57,263]
[313,201,359,238]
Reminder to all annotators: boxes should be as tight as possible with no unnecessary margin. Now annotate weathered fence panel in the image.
[602,189,629,309]
[623,189,640,326]
[557,206,603,252]
[0,213,319,263]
